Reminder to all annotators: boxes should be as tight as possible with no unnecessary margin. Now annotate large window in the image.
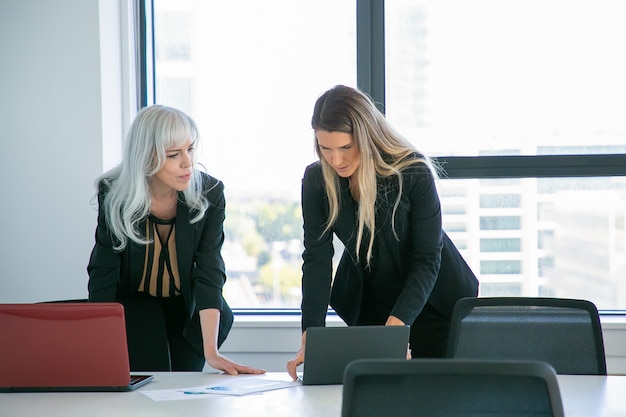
[147,0,626,311]
[385,0,626,157]
[150,0,356,308]
[385,0,626,311]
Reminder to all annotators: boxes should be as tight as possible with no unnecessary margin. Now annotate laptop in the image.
[301,325,410,385]
[0,302,153,392]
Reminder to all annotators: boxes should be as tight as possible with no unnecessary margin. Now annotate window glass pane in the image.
[481,260,522,275]
[480,216,521,230]
[480,283,522,297]
[153,0,357,307]
[481,238,521,252]
[440,177,626,309]
[480,194,521,209]
[385,0,626,156]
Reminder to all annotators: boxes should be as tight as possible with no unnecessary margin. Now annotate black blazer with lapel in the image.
[301,161,478,331]
[87,171,229,352]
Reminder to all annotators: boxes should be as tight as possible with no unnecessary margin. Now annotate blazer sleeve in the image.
[389,163,444,325]
[190,175,227,312]
[87,182,122,302]
[300,163,335,331]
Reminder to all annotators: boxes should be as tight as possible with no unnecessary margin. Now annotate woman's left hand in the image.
[205,352,266,375]
[199,309,265,375]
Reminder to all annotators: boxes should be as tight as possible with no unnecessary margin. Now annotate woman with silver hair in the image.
[88,105,264,374]
[287,85,478,380]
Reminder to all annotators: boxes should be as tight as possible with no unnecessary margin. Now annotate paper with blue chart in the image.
[140,376,300,401]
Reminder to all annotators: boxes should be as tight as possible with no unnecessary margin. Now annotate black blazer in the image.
[300,161,478,330]
[87,171,229,352]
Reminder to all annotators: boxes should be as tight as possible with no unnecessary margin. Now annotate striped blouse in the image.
[137,215,181,297]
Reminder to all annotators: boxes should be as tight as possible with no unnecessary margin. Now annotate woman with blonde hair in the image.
[287,85,478,379]
[88,104,264,374]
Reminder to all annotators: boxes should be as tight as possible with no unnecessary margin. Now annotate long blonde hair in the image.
[311,85,434,265]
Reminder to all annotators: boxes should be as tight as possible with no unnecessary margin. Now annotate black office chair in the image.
[342,358,565,417]
[447,297,607,375]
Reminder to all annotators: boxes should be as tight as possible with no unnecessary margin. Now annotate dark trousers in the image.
[357,297,451,358]
[409,303,451,358]
[159,296,205,371]
[121,295,233,372]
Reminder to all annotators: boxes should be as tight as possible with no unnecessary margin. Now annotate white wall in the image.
[0,0,127,303]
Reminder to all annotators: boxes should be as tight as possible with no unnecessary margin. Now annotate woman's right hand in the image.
[286,331,307,381]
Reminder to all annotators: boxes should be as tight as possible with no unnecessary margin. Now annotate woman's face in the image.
[150,138,195,194]
[316,130,360,178]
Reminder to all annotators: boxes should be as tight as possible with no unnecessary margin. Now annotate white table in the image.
[2,372,626,417]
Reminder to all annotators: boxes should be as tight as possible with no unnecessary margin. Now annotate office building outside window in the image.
[386,0,626,309]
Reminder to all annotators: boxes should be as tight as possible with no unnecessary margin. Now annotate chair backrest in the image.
[342,358,565,417]
[447,297,606,375]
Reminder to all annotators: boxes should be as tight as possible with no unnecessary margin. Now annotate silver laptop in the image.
[302,325,410,385]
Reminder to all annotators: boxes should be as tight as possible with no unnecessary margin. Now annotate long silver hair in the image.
[97,104,208,250]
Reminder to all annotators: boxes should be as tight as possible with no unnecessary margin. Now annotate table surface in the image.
[2,372,626,417]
